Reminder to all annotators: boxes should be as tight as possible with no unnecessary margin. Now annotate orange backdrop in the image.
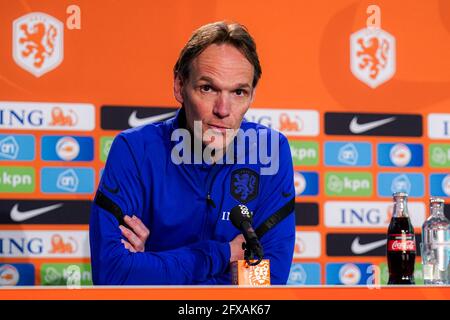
[0,0,450,288]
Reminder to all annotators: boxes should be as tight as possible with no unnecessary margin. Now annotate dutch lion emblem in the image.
[231,168,259,203]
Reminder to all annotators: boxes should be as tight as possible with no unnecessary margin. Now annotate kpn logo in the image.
[429,144,450,168]
[325,172,372,197]
[0,167,35,192]
[289,141,319,166]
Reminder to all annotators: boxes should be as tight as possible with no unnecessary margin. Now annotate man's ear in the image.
[174,74,184,104]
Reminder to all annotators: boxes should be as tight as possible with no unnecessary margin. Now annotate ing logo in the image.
[294,233,306,256]
[49,107,78,127]
[279,113,302,132]
[48,234,78,254]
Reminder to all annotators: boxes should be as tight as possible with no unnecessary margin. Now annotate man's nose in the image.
[213,93,231,118]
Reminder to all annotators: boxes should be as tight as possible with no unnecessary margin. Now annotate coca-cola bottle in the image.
[387,192,416,284]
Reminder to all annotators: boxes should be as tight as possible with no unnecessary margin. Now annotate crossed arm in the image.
[119,215,245,261]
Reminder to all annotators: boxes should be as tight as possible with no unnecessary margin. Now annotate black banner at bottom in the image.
[0,300,445,318]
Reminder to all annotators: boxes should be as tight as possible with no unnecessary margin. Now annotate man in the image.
[89,21,295,285]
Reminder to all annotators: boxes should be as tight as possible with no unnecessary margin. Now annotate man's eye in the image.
[235,89,246,96]
[200,85,212,92]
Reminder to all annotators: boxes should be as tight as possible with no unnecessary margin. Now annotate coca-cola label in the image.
[387,234,416,252]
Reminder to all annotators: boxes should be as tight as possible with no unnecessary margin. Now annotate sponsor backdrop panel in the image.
[0,0,449,286]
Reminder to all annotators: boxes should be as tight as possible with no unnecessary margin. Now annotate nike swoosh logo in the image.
[10,203,63,222]
[351,237,387,254]
[349,116,396,134]
[128,111,177,128]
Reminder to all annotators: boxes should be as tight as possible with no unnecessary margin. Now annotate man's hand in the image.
[119,215,150,253]
[229,234,245,263]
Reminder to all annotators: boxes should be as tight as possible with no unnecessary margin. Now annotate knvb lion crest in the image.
[230,168,259,204]
[350,28,395,88]
[13,12,64,77]
[248,261,270,286]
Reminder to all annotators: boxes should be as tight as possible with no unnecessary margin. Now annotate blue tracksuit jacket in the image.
[89,108,295,285]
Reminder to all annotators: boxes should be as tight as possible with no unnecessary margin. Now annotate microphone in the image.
[229,204,264,266]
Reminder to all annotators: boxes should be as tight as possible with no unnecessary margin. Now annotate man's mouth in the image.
[208,123,231,133]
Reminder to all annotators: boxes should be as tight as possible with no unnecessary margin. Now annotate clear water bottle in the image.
[421,197,450,285]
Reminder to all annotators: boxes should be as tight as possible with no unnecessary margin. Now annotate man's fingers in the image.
[121,239,136,253]
[229,233,245,262]
[119,225,143,251]
[118,215,149,253]
[124,215,150,241]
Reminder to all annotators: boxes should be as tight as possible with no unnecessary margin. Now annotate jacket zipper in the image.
[201,163,222,239]
[206,193,216,208]
[205,163,222,208]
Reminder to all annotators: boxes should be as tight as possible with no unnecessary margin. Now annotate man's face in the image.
[174,43,255,152]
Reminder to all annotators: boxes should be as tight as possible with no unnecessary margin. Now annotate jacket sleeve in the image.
[89,133,230,285]
[254,132,296,285]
